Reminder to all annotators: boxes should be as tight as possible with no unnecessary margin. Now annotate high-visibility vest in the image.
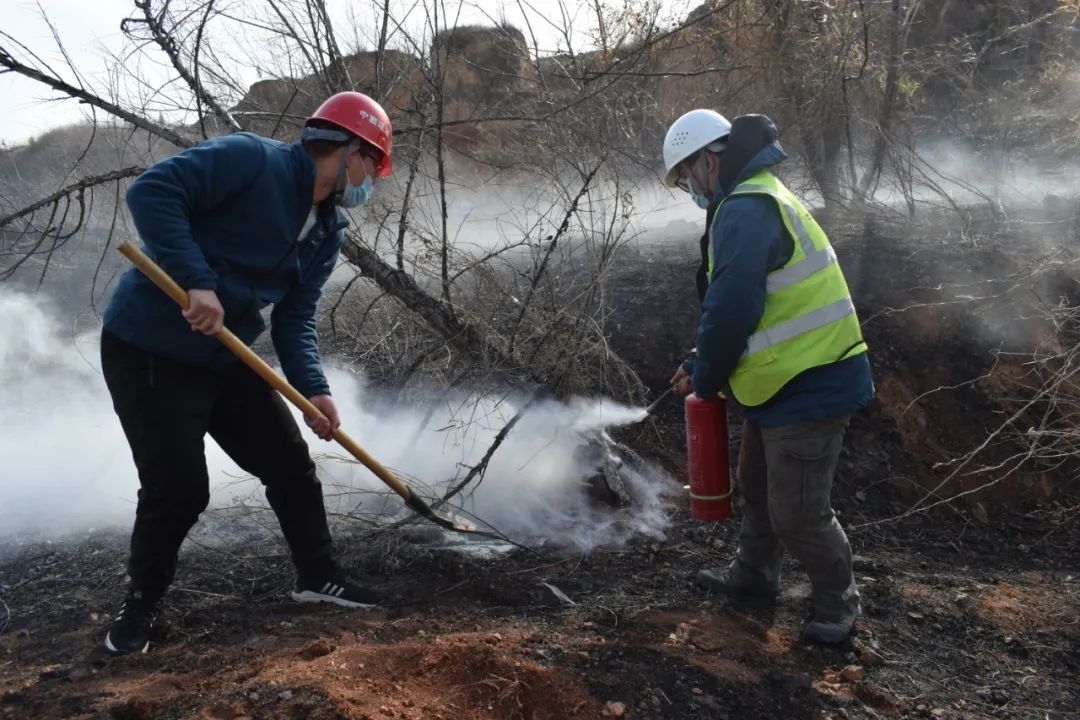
[708,170,867,407]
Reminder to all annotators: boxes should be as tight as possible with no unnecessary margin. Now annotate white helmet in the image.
[662,109,731,187]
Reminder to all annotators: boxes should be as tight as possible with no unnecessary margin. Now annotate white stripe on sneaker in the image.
[334,586,345,597]
[320,582,332,594]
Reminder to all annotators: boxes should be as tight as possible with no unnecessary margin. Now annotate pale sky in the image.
[1,0,691,146]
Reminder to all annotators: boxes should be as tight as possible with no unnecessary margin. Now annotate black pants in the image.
[101,330,335,599]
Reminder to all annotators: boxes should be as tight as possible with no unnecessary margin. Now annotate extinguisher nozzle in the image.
[645,386,677,415]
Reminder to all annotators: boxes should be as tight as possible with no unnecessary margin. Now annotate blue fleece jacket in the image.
[691,141,875,427]
[103,132,345,398]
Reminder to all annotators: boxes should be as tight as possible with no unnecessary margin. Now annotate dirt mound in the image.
[252,630,603,720]
[3,620,602,720]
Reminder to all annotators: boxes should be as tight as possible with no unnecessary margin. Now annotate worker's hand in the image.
[182,289,225,335]
[669,366,694,395]
[306,394,341,441]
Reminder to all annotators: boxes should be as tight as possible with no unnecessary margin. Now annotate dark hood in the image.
[714,114,787,198]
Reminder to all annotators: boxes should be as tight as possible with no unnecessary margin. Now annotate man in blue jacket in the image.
[100,92,394,655]
[663,111,875,643]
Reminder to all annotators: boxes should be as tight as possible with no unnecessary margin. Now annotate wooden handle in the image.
[116,241,414,502]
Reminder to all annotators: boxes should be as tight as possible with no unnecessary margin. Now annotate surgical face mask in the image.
[338,163,374,208]
[686,153,713,209]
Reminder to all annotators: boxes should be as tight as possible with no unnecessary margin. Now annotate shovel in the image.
[117,241,479,536]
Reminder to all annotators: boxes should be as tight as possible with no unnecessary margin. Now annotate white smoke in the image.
[0,290,674,550]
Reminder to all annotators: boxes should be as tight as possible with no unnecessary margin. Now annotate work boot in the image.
[292,572,382,609]
[695,559,780,599]
[802,603,862,644]
[104,589,159,655]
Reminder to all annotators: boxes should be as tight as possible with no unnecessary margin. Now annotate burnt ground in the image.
[0,504,1077,720]
[2,206,1080,720]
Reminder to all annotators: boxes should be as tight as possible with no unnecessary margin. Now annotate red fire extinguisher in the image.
[685,393,732,521]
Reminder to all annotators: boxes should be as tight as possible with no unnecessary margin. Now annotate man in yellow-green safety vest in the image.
[663,112,875,643]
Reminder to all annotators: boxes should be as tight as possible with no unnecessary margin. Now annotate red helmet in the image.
[304,91,393,176]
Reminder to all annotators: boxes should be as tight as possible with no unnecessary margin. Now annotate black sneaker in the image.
[291,574,381,609]
[104,589,158,655]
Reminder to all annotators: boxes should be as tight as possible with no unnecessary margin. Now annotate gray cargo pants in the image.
[735,415,860,620]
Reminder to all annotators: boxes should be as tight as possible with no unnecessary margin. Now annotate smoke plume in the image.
[0,290,674,551]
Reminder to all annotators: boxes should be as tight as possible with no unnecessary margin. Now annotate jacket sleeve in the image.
[270,237,340,398]
[125,133,265,290]
[691,195,790,398]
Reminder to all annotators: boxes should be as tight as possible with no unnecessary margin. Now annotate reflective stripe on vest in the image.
[743,296,855,356]
[706,170,867,406]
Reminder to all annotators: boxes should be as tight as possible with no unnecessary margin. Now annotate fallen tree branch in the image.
[0,166,144,230]
[340,237,527,380]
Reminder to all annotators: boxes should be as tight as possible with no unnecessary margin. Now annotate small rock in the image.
[691,687,703,695]
[603,700,626,717]
[379,706,393,717]
[857,645,885,666]
[278,690,294,701]
[298,638,334,660]
[15,629,29,640]
[38,665,71,681]
[907,611,925,622]
[841,665,863,683]
[402,699,414,708]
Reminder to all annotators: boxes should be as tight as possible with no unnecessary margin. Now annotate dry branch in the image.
[0,46,194,149]
[122,0,242,134]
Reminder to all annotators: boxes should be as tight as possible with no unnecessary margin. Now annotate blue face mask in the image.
[339,166,373,208]
[691,191,710,209]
